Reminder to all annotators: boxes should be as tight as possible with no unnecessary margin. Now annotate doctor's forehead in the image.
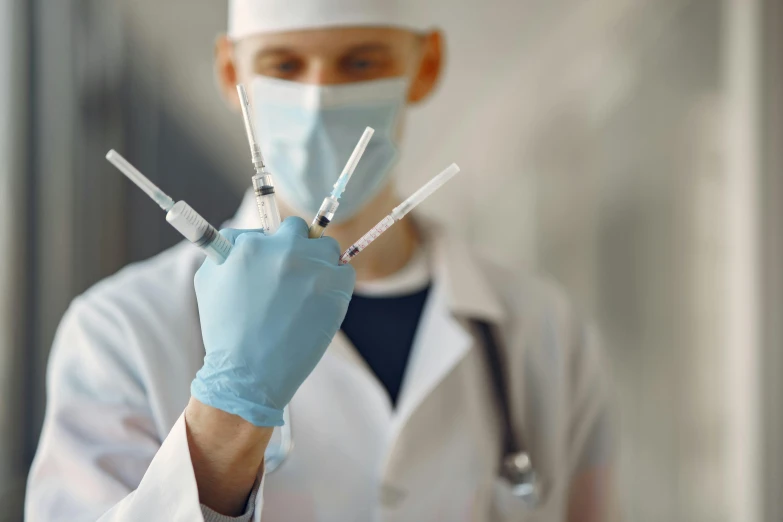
[232,26,422,61]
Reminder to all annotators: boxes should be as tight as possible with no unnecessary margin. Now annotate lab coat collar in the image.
[383,219,509,428]
[420,218,507,325]
[230,190,507,325]
[392,277,473,426]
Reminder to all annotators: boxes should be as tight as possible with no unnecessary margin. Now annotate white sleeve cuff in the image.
[98,413,265,522]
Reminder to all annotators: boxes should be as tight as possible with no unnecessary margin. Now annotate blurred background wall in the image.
[0,0,781,521]
[0,0,28,520]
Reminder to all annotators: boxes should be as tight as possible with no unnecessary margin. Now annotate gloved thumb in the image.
[219,228,264,245]
[277,217,309,238]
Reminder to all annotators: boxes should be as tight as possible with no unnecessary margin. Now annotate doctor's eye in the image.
[276,59,301,73]
[340,51,392,78]
[254,54,304,79]
[347,58,374,70]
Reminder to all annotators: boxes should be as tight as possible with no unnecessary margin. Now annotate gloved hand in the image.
[191,217,356,427]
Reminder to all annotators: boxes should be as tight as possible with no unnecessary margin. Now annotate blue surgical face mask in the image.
[252,76,407,222]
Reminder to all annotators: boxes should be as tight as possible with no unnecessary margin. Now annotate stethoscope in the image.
[263,318,545,507]
[263,408,544,507]
[501,451,544,507]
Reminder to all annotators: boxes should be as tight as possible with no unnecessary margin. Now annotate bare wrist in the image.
[185,397,274,516]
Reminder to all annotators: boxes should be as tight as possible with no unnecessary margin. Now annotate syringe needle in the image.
[106,150,175,211]
[340,163,461,264]
[332,127,374,199]
[236,83,282,234]
[237,84,265,171]
[105,150,233,264]
[309,127,375,239]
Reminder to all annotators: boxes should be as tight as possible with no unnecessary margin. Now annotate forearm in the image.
[185,397,273,516]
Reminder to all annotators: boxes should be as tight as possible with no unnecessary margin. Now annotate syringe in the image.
[106,150,233,264]
[308,127,375,239]
[237,84,282,235]
[340,163,461,265]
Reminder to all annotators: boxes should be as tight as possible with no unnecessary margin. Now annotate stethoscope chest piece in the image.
[501,451,544,508]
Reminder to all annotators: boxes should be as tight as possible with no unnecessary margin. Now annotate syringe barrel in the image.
[339,214,395,264]
[309,198,340,238]
[252,173,275,196]
[252,172,282,235]
[166,201,233,263]
[317,197,340,218]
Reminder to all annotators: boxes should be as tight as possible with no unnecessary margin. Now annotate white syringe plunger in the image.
[106,150,175,211]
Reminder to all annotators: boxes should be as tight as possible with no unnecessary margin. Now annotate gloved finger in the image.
[277,216,309,238]
[220,228,264,245]
[233,230,266,249]
[313,236,342,260]
[325,264,357,302]
[337,263,357,288]
[194,256,214,285]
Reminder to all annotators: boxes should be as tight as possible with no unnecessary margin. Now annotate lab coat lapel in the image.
[327,329,395,415]
[391,223,507,431]
[327,329,370,373]
[392,280,473,430]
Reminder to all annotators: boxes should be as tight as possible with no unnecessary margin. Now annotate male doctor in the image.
[26,1,615,521]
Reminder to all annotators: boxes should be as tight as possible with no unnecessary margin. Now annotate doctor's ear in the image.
[215,35,242,111]
[408,30,444,105]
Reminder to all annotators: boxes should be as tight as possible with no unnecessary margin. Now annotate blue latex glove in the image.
[191,217,356,427]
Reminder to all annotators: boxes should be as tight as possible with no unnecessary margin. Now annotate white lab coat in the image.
[26,192,612,522]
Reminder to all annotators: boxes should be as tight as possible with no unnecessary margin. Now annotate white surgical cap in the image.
[228,0,433,40]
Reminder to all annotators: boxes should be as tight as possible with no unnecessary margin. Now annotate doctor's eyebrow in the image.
[344,43,392,53]
[253,47,297,60]
[252,43,394,62]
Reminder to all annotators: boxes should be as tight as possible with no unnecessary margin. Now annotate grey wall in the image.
[0,0,29,519]
[400,1,726,519]
[759,1,783,520]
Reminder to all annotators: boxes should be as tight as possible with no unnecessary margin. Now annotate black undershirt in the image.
[340,285,432,407]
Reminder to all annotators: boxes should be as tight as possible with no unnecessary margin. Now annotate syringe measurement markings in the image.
[339,165,459,264]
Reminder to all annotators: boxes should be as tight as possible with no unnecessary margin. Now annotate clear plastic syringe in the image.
[340,163,461,265]
[106,150,233,264]
[308,127,375,239]
[237,84,282,235]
